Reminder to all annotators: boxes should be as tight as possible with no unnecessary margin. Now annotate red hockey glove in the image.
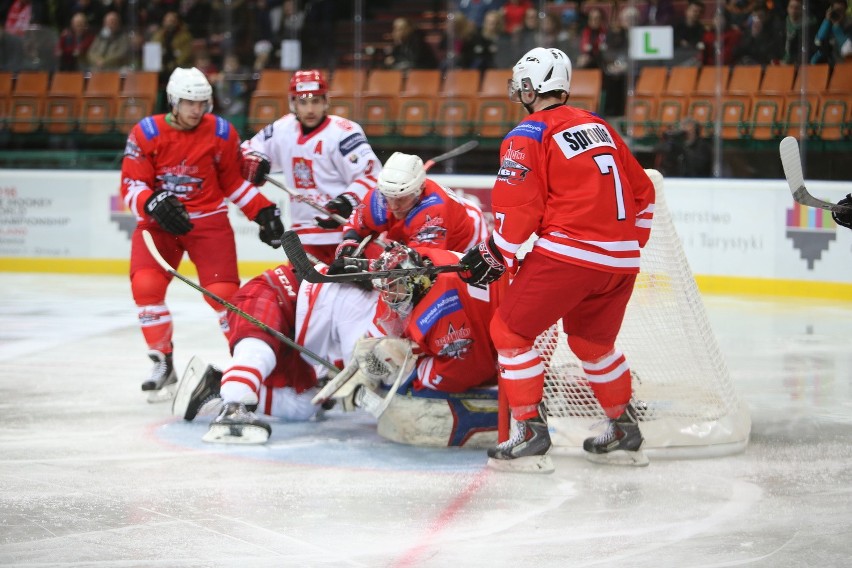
[459,236,506,287]
[241,151,271,185]
[255,205,284,248]
[144,192,193,235]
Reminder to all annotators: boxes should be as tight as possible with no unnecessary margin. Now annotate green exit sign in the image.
[629,26,674,60]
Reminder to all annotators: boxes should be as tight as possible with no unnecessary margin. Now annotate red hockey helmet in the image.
[289,70,328,100]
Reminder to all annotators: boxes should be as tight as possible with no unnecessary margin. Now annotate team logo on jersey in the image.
[412,215,447,244]
[124,136,141,159]
[416,290,462,335]
[497,156,530,185]
[156,161,202,196]
[435,323,473,359]
[556,122,616,159]
[292,157,317,189]
[506,120,545,142]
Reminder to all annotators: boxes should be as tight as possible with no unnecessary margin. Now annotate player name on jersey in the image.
[556,123,616,158]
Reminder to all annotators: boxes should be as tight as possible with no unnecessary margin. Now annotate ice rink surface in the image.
[1,272,851,567]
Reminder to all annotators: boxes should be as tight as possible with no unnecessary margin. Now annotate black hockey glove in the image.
[315,193,359,229]
[144,192,193,235]
[459,236,506,287]
[255,205,284,248]
[832,194,852,230]
[241,150,271,185]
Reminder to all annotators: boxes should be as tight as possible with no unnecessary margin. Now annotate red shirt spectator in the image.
[57,12,95,71]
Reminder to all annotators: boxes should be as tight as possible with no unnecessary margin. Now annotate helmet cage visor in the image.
[508,77,537,105]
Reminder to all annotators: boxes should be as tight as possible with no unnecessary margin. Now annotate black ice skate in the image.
[141,350,178,403]
[172,358,223,421]
[202,402,271,445]
[487,403,554,474]
[583,403,649,466]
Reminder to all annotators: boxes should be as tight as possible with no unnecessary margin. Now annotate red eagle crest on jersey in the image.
[292,157,317,189]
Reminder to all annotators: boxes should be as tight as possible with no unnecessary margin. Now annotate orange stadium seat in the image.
[0,72,13,129]
[686,66,730,131]
[625,66,667,138]
[79,72,121,134]
[817,63,852,140]
[115,72,158,134]
[396,69,441,137]
[720,65,761,139]
[749,65,794,140]
[435,69,480,137]
[474,68,514,138]
[569,69,602,113]
[361,69,404,136]
[247,70,291,133]
[783,64,829,138]
[43,72,84,134]
[9,71,49,133]
[657,66,698,134]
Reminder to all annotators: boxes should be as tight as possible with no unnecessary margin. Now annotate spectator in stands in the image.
[151,11,194,84]
[674,0,707,50]
[86,10,131,71]
[501,0,533,34]
[701,10,742,65]
[57,12,95,71]
[576,7,608,70]
[252,38,274,71]
[734,3,783,64]
[182,0,214,39]
[214,52,249,120]
[811,0,850,63]
[604,5,640,116]
[280,0,305,40]
[540,11,578,62]
[724,0,755,30]
[641,0,676,26]
[488,7,517,68]
[453,0,506,28]
[69,0,105,30]
[655,119,712,178]
[4,0,43,37]
[0,26,24,70]
[512,6,541,57]
[783,0,818,64]
[465,8,501,71]
[382,16,438,70]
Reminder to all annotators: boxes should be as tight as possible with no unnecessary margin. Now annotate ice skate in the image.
[583,404,649,466]
[487,403,554,474]
[202,402,271,444]
[142,350,178,403]
[172,356,223,421]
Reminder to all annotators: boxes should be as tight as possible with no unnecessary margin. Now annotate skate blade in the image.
[486,454,555,474]
[585,449,649,467]
[146,382,177,404]
[202,424,270,445]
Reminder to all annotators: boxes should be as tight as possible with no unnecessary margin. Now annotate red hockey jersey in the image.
[120,114,272,222]
[370,249,501,393]
[346,178,488,253]
[492,106,655,273]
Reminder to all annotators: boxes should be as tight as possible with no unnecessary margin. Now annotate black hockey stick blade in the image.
[780,136,852,214]
[282,230,467,283]
[424,140,479,170]
[141,230,340,373]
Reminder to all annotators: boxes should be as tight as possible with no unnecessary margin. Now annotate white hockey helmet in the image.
[166,67,213,113]
[509,47,572,105]
[377,152,426,200]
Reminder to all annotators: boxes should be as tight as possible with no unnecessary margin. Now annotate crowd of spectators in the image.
[2,0,850,125]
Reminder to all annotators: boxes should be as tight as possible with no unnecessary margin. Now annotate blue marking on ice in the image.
[155,411,488,473]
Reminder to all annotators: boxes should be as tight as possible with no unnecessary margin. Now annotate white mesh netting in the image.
[531,171,751,455]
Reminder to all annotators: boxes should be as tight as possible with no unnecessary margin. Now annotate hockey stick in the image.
[423,140,479,170]
[282,230,467,283]
[263,174,350,226]
[780,136,852,214]
[141,230,340,374]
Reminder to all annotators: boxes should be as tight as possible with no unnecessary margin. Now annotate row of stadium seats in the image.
[624,63,852,141]
[247,68,603,138]
[1,71,159,135]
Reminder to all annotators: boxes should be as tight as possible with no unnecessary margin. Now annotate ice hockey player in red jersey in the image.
[120,67,284,402]
[173,262,378,444]
[336,152,488,260]
[459,47,656,472]
[240,69,381,264]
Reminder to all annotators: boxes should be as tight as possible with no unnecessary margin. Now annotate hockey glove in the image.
[353,337,416,385]
[255,205,284,248]
[315,193,359,229]
[460,236,506,287]
[241,151,271,185]
[144,192,193,235]
[832,194,852,230]
[334,237,360,259]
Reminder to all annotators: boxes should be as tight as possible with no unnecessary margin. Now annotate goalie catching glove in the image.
[315,193,359,229]
[145,191,193,235]
[833,194,852,230]
[353,337,417,385]
[241,151,271,185]
[459,236,506,286]
[255,205,284,248]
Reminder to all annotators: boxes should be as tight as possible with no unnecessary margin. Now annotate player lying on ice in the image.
[313,243,507,449]
[171,261,377,444]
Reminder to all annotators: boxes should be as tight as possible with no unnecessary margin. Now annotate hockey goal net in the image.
[523,169,751,456]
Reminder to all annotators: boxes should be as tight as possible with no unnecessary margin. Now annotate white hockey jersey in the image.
[243,114,381,246]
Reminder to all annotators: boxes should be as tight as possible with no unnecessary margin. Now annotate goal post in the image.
[513,169,751,457]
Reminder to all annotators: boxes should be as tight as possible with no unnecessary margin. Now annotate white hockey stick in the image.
[780,136,852,214]
[141,230,340,374]
[311,359,360,405]
[355,349,413,418]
